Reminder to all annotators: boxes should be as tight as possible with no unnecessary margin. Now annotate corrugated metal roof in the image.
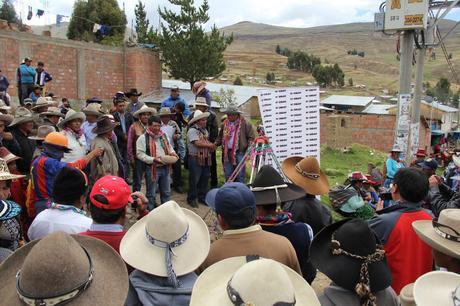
[362,104,394,115]
[321,95,375,107]
[421,100,458,113]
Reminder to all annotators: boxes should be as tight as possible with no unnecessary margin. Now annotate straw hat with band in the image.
[0,158,25,181]
[413,208,460,260]
[0,114,13,126]
[39,107,64,118]
[82,104,103,117]
[92,116,119,135]
[0,147,21,164]
[221,104,242,115]
[120,201,210,288]
[28,125,56,141]
[0,232,129,306]
[158,107,173,116]
[188,110,209,126]
[58,109,86,129]
[9,107,33,127]
[250,165,305,206]
[31,97,53,111]
[413,271,460,306]
[0,200,21,221]
[311,219,392,305]
[190,256,320,306]
[133,105,157,119]
[282,156,330,195]
[192,81,206,95]
[193,97,208,108]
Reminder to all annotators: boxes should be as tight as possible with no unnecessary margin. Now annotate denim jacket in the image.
[125,270,196,306]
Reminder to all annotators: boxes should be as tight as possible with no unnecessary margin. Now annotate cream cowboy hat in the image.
[413,271,460,306]
[133,105,157,119]
[0,158,25,181]
[192,81,206,95]
[0,232,129,306]
[0,99,11,112]
[193,97,208,108]
[413,209,460,260]
[158,107,172,116]
[58,109,86,129]
[0,147,20,164]
[28,125,56,141]
[120,201,210,281]
[31,97,53,110]
[0,114,13,126]
[39,106,65,118]
[160,155,179,165]
[282,156,330,195]
[190,256,320,306]
[9,107,33,127]
[82,103,103,117]
[453,155,460,168]
[188,110,210,126]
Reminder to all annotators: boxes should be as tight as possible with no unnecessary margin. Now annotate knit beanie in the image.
[52,167,88,204]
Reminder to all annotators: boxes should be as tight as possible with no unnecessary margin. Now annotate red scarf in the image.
[65,127,83,139]
[223,118,242,165]
[146,129,170,181]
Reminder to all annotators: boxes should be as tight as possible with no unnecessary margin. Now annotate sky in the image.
[13,0,460,29]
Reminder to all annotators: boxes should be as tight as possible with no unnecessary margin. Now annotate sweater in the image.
[161,96,190,116]
[18,64,36,84]
[80,228,126,254]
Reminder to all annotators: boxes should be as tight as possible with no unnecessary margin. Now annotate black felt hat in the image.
[310,219,392,294]
[250,165,305,205]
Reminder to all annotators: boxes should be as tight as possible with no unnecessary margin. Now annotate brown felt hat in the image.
[282,156,330,195]
[0,232,128,306]
[92,116,119,135]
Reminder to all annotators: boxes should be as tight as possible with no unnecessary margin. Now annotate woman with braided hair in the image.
[310,219,398,306]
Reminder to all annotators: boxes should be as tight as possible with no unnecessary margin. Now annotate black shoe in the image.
[198,199,207,206]
[187,200,198,208]
[174,186,184,194]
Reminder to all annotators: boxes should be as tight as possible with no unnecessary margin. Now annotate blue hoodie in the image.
[161,95,190,116]
[19,64,36,84]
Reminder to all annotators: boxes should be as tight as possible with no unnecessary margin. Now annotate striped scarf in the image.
[223,118,242,165]
[65,127,83,140]
[190,125,211,166]
[146,129,169,182]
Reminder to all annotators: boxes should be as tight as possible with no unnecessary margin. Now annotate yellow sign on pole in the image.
[385,0,429,30]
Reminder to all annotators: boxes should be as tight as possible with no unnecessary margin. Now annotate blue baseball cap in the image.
[205,182,256,218]
[418,158,438,171]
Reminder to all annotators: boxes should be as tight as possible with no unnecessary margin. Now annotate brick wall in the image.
[320,113,430,152]
[0,30,161,101]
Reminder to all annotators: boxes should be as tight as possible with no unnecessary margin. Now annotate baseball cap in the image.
[418,158,438,171]
[90,176,133,210]
[205,182,256,217]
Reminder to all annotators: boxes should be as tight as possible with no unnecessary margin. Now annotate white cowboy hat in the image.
[31,97,53,110]
[190,257,320,306]
[399,283,415,306]
[39,107,65,118]
[158,107,173,116]
[453,155,460,168]
[0,99,11,111]
[82,103,103,117]
[58,109,86,129]
[160,155,179,165]
[413,209,460,260]
[188,110,210,126]
[133,105,157,119]
[9,107,33,127]
[0,158,25,181]
[0,114,13,126]
[120,201,210,280]
[413,271,460,306]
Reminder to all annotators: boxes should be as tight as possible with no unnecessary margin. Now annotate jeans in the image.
[151,166,171,210]
[177,137,186,161]
[134,160,155,209]
[210,151,218,188]
[172,159,182,189]
[187,156,210,203]
[20,83,34,105]
[223,150,245,183]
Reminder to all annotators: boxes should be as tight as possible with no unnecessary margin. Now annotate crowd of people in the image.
[0,58,459,305]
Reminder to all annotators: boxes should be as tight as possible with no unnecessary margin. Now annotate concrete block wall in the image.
[0,30,161,101]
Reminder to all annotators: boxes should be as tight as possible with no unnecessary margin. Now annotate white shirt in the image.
[161,124,174,146]
[61,130,87,162]
[82,121,97,151]
[28,209,92,241]
[136,133,175,165]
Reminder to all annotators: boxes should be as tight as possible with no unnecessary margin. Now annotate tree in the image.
[215,88,236,108]
[0,0,18,24]
[348,77,353,86]
[275,44,281,54]
[67,0,127,46]
[266,72,275,83]
[233,76,243,85]
[135,0,152,44]
[435,77,451,102]
[153,0,233,88]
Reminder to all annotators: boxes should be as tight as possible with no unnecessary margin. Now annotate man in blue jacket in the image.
[161,87,190,116]
[17,57,36,105]
[35,61,53,88]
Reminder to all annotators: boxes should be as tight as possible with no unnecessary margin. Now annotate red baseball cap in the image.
[90,176,133,210]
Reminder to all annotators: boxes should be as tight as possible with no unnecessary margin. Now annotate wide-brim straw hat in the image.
[282,156,330,195]
[31,97,53,110]
[413,271,460,306]
[193,97,208,108]
[413,209,460,260]
[82,104,103,117]
[9,107,34,127]
[0,232,129,306]
[39,107,64,118]
[133,105,157,119]
[250,165,305,205]
[160,155,179,165]
[0,114,13,126]
[0,158,25,181]
[120,201,210,277]
[189,110,210,125]
[58,109,86,129]
[159,107,173,116]
[192,81,206,95]
[92,116,119,135]
[390,145,403,153]
[190,257,320,306]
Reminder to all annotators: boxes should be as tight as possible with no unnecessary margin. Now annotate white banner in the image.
[258,87,320,162]
[394,94,411,154]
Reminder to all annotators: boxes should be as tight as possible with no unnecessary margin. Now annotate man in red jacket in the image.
[369,168,433,294]
[80,176,148,253]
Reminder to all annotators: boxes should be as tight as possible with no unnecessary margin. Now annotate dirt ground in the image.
[126,189,331,295]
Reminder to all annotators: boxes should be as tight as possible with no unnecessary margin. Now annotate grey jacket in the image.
[430,184,460,217]
[125,270,196,306]
[319,284,399,306]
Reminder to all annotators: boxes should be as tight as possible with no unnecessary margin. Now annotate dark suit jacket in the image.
[113,112,133,153]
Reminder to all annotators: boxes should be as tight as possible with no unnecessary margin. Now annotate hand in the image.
[376,199,384,211]
[3,132,12,141]
[132,192,148,216]
[429,175,440,188]
[91,147,104,158]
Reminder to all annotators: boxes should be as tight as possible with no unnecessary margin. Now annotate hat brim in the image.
[282,157,330,196]
[0,173,25,181]
[0,114,13,126]
[0,235,129,306]
[193,102,209,108]
[8,117,34,127]
[31,103,53,111]
[126,92,142,97]
[251,183,305,205]
[190,257,320,306]
[39,112,65,118]
[120,208,210,277]
[189,112,210,126]
[133,108,156,119]
[310,219,392,293]
[412,220,460,260]
[58,112,86,129]
[205,188,219,211]
[413,271,460,306]
[0,201,21,221]
[92,122,119,135]
[2,154,21,164]
[28,136,45,141]
[82,110,102,117]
